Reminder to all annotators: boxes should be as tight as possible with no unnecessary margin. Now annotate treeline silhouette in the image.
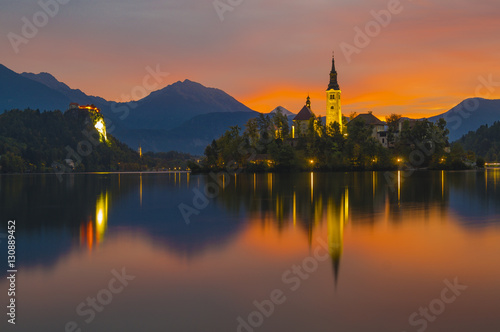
[0,109,195,173]
[456,121,500,162]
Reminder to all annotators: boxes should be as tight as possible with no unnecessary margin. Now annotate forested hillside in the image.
[0,109,140,172]
[457,121,500,161]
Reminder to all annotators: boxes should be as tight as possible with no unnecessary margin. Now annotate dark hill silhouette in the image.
[20,72,108,108]
[120,79,256,131]
[0,64,71,111]
[428,98,500,141]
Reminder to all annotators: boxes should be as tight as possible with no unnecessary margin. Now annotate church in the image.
[292,54,343,135]
[290,54,393,148]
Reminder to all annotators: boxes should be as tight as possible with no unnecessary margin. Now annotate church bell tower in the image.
[326,53,342,132]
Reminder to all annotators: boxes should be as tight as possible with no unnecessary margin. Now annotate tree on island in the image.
[385,113,401,147]
[196,110,472,173]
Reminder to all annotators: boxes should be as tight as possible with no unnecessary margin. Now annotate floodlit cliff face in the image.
[65,105,109,144]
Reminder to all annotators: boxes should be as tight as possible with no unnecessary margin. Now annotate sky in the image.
[1,0,500,119]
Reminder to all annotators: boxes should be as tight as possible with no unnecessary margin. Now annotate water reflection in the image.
[212,171,449,233]
[327,187,348,286]
[2,171,500,331]
[398,170,401,204]
[80,191,109,251]
[485,167,500,191]
[310,172,314,202]
[140,173,143,207]
[1,171,499,275]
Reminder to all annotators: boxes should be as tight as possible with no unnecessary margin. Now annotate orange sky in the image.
[1,0,499,118]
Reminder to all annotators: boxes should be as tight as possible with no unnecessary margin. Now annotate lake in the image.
[1,170,500,332]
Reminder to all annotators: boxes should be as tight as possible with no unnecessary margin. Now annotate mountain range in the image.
[0,64,260,154]
[428,98,500,141]
[1,63,499,154]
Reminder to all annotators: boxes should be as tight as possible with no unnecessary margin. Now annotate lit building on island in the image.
[326,54,342,132]
[288,53,408,149]
[292,53,343,139]
[292,95,316,135]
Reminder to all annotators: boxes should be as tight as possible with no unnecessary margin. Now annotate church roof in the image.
[327,54,340,91]
[351,113,385,126]
[293,105,314,121]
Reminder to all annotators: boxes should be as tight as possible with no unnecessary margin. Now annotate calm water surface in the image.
[1,171,500,332]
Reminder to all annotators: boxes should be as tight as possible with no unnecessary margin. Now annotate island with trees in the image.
[193,109,479,173]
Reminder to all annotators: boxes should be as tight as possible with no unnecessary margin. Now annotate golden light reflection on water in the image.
[293,191,296,227]
[95,192,109,244]
[253,173,256,192]
[441,170,445,198]
[7,172,500,331]
[344,187,349,222]
[247,175,351,281]
[140,173,143,207]
[236,171,477,286]
[268,173,273,195]
[327,188,348,284]
[397,170,401,205]
[372,171,377,198]
[310,172,314,202]
[80,191,109,251]
[487,168,500,190]
[484,168,500,191]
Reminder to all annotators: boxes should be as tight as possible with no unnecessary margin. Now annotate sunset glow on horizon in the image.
[1,0,499,119]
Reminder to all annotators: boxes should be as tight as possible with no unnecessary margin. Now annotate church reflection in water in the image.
[212,172,354,283]
[327,187,348,285]
[3,170,499,296]
[212,170,452,285]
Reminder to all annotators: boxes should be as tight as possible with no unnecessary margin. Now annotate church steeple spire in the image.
[306,95,311,109]
[326,52,342,133]
[327,52,340,91]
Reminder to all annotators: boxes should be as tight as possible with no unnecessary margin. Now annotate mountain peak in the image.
[123,78,255,131]
[174,79,220,89]
[171,79,205,90]
[270,106,294,116]
[21,71,72,91]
